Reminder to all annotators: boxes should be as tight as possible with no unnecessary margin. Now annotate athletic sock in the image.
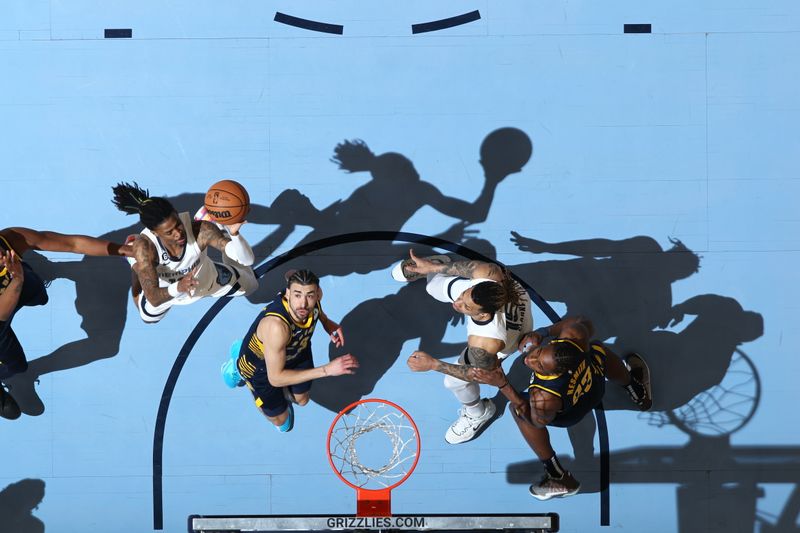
[465,400,486,418]
[542,454,565,478]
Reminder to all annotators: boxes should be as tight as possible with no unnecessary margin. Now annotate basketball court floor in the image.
[1,1,798,532]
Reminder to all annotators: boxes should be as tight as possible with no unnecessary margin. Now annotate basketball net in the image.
[327,399,420,517]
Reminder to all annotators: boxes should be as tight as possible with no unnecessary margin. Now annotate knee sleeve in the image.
[444,374,480,405]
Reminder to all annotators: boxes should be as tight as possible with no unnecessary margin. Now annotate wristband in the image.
[499,380,510,389]
[167,282,181,298]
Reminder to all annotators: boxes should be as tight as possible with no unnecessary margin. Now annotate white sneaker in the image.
[391,254,451,282]
[444,399,496,444]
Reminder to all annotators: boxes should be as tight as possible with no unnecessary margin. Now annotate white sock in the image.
[465,400,485,418]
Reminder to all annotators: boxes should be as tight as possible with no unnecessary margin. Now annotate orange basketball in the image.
[204,180,250,224]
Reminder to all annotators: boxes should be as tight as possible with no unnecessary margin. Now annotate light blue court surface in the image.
[1,1,799,532]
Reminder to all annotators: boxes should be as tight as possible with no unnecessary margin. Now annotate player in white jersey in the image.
[397,250,532,444]
[112,182,258,323]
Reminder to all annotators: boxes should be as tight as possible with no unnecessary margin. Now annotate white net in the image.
[328,400,419,491]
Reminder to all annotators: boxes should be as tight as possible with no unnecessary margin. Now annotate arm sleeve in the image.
[224,233,255,266]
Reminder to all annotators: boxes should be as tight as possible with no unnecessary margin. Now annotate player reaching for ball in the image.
[111,181,258,324]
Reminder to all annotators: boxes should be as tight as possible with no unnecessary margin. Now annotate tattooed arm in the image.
[196,220,254,266]
[131,238,174,307]
[407,336,503,381]
[405,249,503,281]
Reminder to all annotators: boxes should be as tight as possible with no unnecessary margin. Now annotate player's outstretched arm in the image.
[196,221,254,266]
[404,249,503,281]
[262,317,357,387]
[407,338,502,381]
[2,227,131,257]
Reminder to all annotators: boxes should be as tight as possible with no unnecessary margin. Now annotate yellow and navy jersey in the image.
[237,293,321,380]
[0,234,17,296]
[528,342,607,414]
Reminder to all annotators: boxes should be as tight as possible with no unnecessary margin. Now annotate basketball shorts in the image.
[239,352,314,417]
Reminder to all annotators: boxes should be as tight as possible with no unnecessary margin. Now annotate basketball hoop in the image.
[326,398,420,517]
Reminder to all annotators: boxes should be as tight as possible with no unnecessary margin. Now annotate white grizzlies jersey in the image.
[427,274,533,360]
[140,212,221,303]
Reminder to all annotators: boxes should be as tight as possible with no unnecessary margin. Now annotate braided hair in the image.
[285,269,320,289]
[111,181,176,230]
[549,339,585,375]
[470,269,523,314]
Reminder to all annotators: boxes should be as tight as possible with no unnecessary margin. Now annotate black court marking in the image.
[412,10,481,34]
[274,12,343,35]
[152,231,608,528]
[624,24,652,34]
[595,404,610,525]
[104,28,132,38]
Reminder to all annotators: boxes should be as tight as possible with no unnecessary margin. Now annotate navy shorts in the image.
[240,353,314,417]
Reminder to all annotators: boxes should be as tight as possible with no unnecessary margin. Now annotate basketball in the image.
[204,180,250,225]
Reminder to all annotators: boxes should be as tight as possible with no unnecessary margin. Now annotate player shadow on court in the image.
[243,128,533,305]
[0,479,45,533]
[500,233,764,466]
[508,433,800,532]
[5,193,284,416]
[311,236,498,413]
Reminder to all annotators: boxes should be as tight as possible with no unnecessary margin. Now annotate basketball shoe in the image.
[0,383,21,420]
[221,340,245,388]
[444,398,496,444]
[529,471,581,500]
[624,353,652,411]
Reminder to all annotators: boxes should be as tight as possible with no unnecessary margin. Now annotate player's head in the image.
[284,269,320,322]
[453,273,521,319]
[665,237,701,281]
[111,182,185,246]
[331,139,419,182]
[525,338,584,376]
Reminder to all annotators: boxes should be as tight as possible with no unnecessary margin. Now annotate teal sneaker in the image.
[275,403,294,433]
[221,340,245,388]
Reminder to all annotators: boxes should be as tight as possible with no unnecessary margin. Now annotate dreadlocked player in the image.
[1,227,131,419]
[111,182,257,323]
[471,316,652,500]
[398,250,532,444]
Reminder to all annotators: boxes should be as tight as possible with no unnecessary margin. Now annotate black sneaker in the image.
[625,353,652,411]
[0,384,21,420]
[529,471,581,501]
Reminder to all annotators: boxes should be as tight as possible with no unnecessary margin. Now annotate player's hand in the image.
[325,354,359,376]
[407,351,436,372]
[329,325,345,348]
[518,332,543,353]
[177,267,201,296]
[510,231,546,254]
[118,235,137,258]
[404,250,441,276]
[0,250,23,282]
[468,367,506,386]
[512,400,532,423]
[225,219,247,237]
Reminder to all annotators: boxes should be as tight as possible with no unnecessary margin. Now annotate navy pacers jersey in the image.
[0,235,15,295]
[528,342,607,428]
[237,293,321,380]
